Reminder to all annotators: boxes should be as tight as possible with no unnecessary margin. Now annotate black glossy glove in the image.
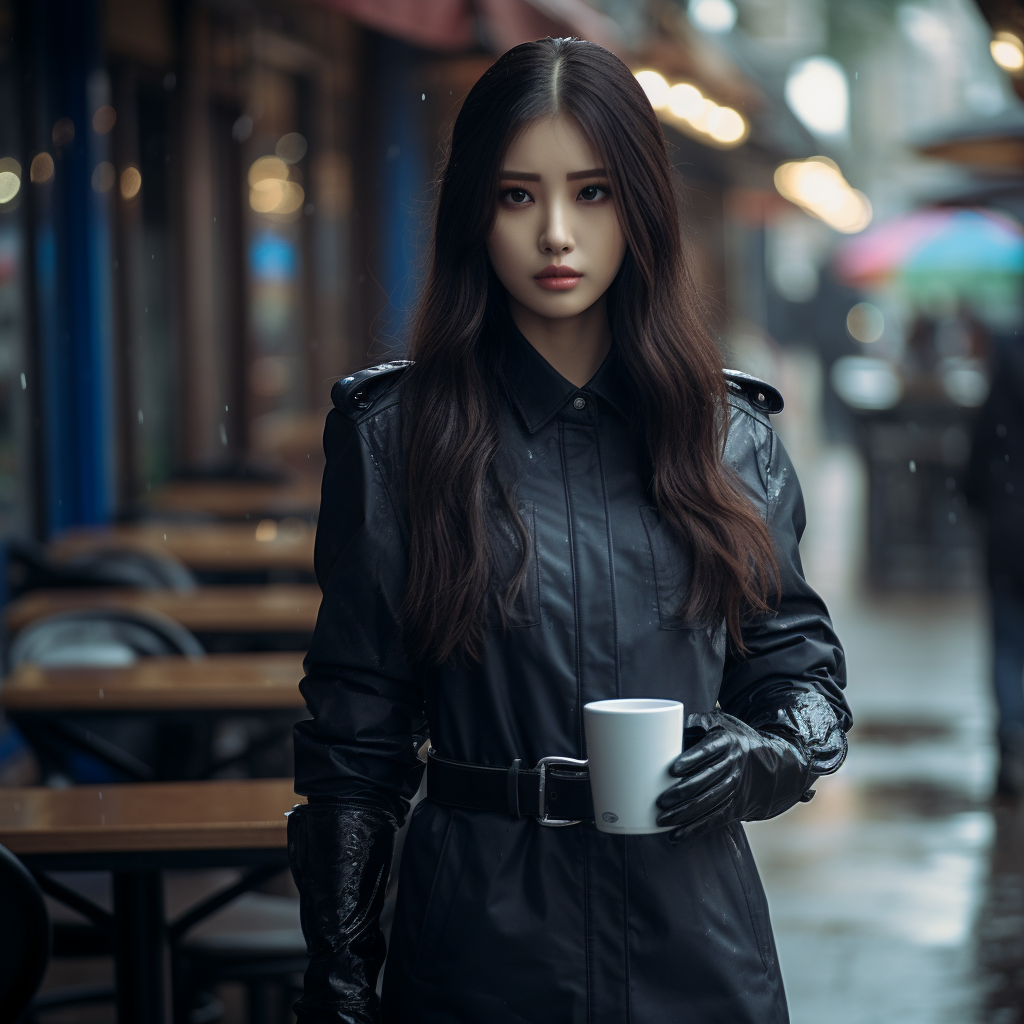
[656,690,847,842]
[288,800,398,1024]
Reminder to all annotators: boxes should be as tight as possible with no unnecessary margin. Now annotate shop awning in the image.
[308,0,622,54]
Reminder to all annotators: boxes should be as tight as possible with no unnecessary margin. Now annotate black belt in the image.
[427,748,593,825]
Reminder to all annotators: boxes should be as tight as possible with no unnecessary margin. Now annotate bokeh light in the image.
[248,155,304,215]
[250,179,304,215]
[0,158,21,204]
[634,70,670,110]
[668,83,707,121]
[254,519,278,542]
[688,0,737,33]
[846,302,885,343]
[0,172,19,204]
[276,133,308,164]
[91,161,115,193]
[120,165,142,200]
[941,359,989,406]
[92,106,117,134]
[774,156,872,233]
[248,155,289,186]
[232,115,253,142]
[51,117,75,148]
[29,152,54,184]
[635,76,751,149]
[706,105,746,145]
[785,56,849,137]
[990,32,1024,72]
[830,355,903,409]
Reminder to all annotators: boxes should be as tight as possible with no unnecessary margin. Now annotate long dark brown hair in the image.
[402,37,777,664]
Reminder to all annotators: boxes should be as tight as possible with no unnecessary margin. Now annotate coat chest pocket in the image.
[510,500,541,627]
[640,505,693,630]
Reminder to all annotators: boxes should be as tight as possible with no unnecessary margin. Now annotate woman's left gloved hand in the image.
[655,690,846,842]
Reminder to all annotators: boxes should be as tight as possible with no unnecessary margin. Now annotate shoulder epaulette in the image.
[723,369,784,415]
[331,360,413,418]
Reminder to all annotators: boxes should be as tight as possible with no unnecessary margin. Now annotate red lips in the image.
[534,264,583,291]
[535,264,582,278]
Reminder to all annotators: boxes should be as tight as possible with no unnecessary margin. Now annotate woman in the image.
[289,37,851,1024]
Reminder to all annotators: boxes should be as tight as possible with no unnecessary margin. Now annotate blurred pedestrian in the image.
[966,329,1024,796]
[287,37,850,1024]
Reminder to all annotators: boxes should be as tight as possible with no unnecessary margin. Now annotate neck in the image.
[508,294,612,388]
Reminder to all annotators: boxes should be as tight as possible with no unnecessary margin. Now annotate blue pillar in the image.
[28,0,113,535]
[374,34,430,354]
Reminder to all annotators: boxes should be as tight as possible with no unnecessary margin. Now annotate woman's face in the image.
[486,115,627,321]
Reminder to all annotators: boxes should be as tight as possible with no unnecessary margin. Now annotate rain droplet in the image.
[909,461,916,473]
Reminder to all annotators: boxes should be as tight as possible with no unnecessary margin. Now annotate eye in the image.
[578,184,609,202]
[502,187,533,205]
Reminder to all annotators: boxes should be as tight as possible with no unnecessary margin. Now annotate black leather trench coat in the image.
[295,326,851,1024]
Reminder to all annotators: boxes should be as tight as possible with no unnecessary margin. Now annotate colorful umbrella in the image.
[834,207,1024,321]
[834,207,1024,285]
[834,208,957,285]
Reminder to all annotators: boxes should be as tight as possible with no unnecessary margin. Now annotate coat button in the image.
[573,396,586,410]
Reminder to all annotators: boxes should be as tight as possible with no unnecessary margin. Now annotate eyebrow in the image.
[498,167,608,182]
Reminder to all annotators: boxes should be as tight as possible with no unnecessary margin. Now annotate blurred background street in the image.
[1,0,1024,1021]
[750,364,999,1023]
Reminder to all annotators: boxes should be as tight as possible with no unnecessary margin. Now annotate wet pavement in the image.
[746,440,1024,1023]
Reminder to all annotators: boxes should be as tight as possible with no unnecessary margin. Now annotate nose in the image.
[539,198,574,256]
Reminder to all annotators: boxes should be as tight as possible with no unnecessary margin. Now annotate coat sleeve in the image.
[293,407,427,823]
[718,414,852,776]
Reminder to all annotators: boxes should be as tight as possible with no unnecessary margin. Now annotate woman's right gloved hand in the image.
[288,799,398,1024]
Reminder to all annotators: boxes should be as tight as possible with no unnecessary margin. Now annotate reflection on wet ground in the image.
[862,777,981,820]
[745,443,1021,1023]
[977,803,1024,1023]
[853,720,955,745]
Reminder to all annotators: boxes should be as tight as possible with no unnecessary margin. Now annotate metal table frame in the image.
[20,845,291,1024]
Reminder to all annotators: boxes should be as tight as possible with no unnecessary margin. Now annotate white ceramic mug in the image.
[583,698,684,835]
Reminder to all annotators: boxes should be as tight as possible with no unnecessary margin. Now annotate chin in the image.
[520,289,600,320]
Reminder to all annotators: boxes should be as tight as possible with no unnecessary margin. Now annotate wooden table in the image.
[2,653,305,712]
[144,478,320,520]
[3,654,308,783]
[0,778,299,856]
[50,521,315,575]
[6,585,321,638]
[0,779,303,1024]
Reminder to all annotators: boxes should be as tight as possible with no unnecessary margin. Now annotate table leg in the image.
[112,870,171,1024]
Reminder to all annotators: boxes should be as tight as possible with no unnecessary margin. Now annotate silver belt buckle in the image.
[534,755,589,827]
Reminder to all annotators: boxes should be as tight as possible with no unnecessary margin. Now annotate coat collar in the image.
[499,318,634,435]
